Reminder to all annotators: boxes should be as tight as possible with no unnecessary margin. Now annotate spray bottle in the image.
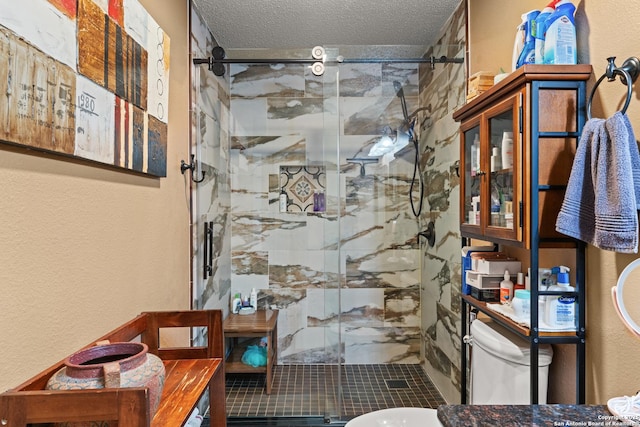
[533,0,562,64]
[516,9,541,68]
[543,0,577,64]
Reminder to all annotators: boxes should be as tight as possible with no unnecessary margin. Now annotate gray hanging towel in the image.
[556,111,640,253]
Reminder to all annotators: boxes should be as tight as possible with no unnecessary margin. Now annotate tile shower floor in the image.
[225,364,446,420]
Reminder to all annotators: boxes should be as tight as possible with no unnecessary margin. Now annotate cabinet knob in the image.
[476,170,487,176]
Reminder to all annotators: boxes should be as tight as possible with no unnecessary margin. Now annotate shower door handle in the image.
[203,221,213,279]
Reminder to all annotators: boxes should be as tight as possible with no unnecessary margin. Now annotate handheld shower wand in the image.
[393,81,424,217]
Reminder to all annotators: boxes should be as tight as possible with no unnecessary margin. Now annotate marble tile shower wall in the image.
[417,3,466,404]
[228,61,424,365]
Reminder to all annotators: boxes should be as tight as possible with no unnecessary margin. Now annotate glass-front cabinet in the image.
[460,90,522,244]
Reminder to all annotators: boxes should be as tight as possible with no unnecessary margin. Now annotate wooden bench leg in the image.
[209,368,227,427]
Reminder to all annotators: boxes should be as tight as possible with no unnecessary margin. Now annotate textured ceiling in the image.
[193,0,461,51]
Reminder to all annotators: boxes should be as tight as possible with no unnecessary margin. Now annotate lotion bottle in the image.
[501,131,513,169]
[500,270,514,305]
[545,267,575,329]
[250,288,258,310]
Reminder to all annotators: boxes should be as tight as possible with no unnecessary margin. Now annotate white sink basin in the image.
[345,407,443,427]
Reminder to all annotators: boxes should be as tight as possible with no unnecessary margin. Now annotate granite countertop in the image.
[437,405,635,427]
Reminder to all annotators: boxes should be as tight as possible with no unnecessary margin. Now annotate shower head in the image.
[393,80,404,97]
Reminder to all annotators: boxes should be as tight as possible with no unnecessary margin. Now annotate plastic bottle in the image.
[313,190,319,212]
[538,268,553,321]
[512,289,531,319]
[500,270,514,305]
[512,18,525,71]
[250,288,258,309]
[514,272,525,291]
[543,0,577,64]
[501,131,513,169]
[471,134,479,176]
[516,9,541,68]
[545,267,576,329]
[491,146,501,172]
[318,190,325,211]
[231,293,242,314]
[279,188,288,212]
[533,0,562,64]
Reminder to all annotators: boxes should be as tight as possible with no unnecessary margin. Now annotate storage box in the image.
[466,271,517,289]
[469,286,500,302]
[475,258,521,275]
[467,71,495,101]
[461,246,496,295]
[470,251,511,270]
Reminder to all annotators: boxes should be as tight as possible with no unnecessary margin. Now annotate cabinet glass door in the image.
[461,123,481,229]
[486,102,517,239]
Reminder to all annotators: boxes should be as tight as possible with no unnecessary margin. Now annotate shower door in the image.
[190,44,427,421]
[191,47,345,420]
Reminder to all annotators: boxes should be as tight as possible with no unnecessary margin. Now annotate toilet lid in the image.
[471,318,553,365]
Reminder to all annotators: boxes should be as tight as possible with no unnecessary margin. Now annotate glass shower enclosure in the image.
[191,44,438,421]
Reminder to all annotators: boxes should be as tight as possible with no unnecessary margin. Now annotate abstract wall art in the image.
[0,0,170,177]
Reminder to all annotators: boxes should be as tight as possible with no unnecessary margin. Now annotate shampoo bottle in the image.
[279,188,288,212]
[545,267,576,329]
[231,293,242,314]
[500,270,514,305]
[543,0,577,64]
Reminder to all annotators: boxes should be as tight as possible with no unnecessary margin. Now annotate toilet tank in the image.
[470,318,553,404]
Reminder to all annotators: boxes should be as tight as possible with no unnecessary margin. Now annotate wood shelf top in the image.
[224,309,278,333]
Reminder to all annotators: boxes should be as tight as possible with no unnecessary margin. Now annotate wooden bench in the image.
[0,310,227,427]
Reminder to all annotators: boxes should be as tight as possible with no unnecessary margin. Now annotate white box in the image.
[475,259,521,275]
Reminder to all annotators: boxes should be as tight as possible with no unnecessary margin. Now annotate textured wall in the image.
[0,0,191,392]
[468,0,640,405]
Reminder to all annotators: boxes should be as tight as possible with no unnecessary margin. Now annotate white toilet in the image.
[345,407,443,427]
[470,317,553,404]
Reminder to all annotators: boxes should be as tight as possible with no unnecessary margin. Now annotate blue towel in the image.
[556,112,640,253]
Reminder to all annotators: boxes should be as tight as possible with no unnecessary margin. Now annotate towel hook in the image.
[180,154,206,183]
[587,56,640,120]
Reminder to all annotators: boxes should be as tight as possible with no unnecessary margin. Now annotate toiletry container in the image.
[279,188,288,212]
[231,293,242,314]
[469,318,553,404]
[250,288,258,309]
[501,131,513,169]
[545,270,576,329]
[511,289,531,319]
[500,270,514,304]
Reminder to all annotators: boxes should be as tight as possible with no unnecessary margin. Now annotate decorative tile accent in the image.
[280,165,326,212]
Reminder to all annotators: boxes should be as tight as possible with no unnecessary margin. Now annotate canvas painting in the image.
[0,0,170,177]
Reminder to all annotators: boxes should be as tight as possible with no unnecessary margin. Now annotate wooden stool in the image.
[223,309,278,394]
